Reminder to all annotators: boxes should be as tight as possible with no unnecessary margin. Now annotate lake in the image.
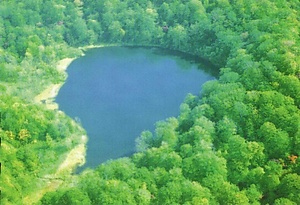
[56,46,214,170]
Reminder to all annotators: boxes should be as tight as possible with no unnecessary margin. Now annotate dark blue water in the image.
[56,47,214,169]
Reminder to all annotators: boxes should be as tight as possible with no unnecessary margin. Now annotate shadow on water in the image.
[124,46,219,77]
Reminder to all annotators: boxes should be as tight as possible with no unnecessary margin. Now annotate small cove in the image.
[56,46,215,170]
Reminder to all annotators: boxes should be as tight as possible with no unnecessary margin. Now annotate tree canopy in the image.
[0,0,299,204]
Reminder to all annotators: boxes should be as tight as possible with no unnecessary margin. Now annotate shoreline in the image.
[78,44,118,52]
[34,57,75,110]
[28,43,168,204]
[56,135,88,175]
[23,135,88,205]
[33,44,110,109]
[28,52,91,204]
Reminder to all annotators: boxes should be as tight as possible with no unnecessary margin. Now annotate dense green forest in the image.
[1,0,299,204]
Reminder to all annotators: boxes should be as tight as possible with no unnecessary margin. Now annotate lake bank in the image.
[34,44,116,109]
[34,57,75,110]
[29,53,89,204]
[23,135,88,205]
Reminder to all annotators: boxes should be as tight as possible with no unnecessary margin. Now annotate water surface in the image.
[56,46,214,169]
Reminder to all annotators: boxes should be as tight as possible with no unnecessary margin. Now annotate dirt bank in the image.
[34,58,75,110]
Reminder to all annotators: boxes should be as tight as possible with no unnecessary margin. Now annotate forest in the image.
[0,0,299,204]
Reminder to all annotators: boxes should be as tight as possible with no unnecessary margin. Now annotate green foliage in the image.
[41,188,91,205]
[258,122,290,159]
[1,0,299,204]
[182,150,227,183]
[135,131,153,152]
[0,96,83,204]
[202,174,250,204]
[277,174,300,204]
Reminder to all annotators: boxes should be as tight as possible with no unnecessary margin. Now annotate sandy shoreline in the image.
[33,45,110,109]
[28,55,89,204]
[34,44,115,109]
[57,135,88,174]
[34,57,75,110]
[56,57,75,72]
[23,135,88,205]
